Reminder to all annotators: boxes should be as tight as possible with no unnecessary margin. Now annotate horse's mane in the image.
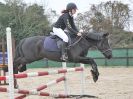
[85,32,104,41]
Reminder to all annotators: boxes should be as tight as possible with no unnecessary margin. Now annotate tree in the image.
[75,1,132,48]
[0,0,50,43]
[0,2,12,36]
[89,1,130,31]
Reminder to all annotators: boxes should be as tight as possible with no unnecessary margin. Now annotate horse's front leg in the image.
[76,56,99,82]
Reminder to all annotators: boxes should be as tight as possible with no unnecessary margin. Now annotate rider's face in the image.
[71,9,77,15]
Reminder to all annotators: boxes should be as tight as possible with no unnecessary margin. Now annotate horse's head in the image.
[96,33,112,59]
[84,32,112,59]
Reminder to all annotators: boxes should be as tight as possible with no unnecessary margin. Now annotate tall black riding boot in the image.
[61,42,68,61]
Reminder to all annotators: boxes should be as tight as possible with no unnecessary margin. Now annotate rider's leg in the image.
[53,27,68,61]
[61,42,68,60]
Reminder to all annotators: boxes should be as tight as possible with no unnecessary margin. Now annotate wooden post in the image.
[2,38,6,66]
[0,38,8,85]
[2,38,7,85]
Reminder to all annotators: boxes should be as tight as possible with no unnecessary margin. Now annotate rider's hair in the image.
[61,3,77,14]
[61,9,69,14]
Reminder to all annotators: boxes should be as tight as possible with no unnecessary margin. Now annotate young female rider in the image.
[53,2,82,61]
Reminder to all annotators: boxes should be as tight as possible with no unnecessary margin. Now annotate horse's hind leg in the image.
[13,57,27,89]
[12,57,21,89]
[14,56,28,72]
[13,57,22,74]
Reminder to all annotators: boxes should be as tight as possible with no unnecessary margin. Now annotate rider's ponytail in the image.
[61,9,69,14]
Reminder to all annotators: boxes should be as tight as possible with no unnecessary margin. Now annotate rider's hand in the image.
[77,32,82,36]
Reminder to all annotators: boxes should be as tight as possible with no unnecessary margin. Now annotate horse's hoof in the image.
[19,65,27,72]
[14,84,19,89]
[90,70,99,82]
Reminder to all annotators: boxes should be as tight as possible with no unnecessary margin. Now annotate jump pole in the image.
[62,62,85,96]
[0,87,69,98]
[80,63,85,95]
[15,76,65,99]
[62,62,68,95]
[6,27,14,99]
[0,67,84,80]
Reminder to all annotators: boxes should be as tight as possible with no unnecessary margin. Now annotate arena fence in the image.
[26,48,133,68]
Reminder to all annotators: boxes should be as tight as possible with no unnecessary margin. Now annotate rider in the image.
[53,2,82,61]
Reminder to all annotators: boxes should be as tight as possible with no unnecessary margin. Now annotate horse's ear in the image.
[103,32,109,37]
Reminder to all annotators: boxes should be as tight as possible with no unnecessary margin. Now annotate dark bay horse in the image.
[4,31,112,85]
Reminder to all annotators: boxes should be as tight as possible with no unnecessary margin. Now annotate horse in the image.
[4,31,112,88]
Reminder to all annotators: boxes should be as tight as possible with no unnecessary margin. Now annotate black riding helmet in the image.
[66,3,78,10]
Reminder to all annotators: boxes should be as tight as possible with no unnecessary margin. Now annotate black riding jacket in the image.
[54,13,79,35]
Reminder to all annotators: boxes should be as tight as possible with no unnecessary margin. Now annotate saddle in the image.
[43,32,75,52]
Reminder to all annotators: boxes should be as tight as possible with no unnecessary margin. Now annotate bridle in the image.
[100,48,112,54]
[96,38,112,54]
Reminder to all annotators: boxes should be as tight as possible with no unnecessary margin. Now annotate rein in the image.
[68,35,83,47]
[101,49,112,54]
[68,33,92,48]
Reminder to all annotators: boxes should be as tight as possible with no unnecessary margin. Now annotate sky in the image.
[26,0,133,14]
[0,0,132,14]
[0,0,133,31]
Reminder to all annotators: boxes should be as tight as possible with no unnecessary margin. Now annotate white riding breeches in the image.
[53,27,68,42]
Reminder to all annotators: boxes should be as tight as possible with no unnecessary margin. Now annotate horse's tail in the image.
[14,44,20,60]
[14,38,26,60]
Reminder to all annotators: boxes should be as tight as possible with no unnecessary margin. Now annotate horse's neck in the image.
[78,37,99,53]
[70,37,91,50]
[69,36,97,51]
